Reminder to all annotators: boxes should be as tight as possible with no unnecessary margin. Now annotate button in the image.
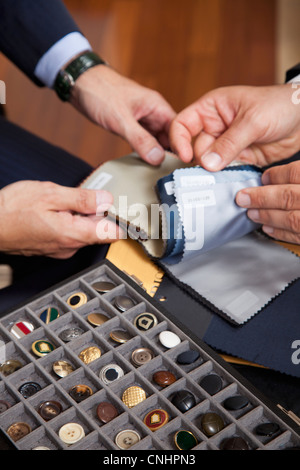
[67,292,87,309]
[199,374,222,395]
[134,313,158,331]
[114,295,136,312]
[52,360,74,378]
[223,395,249,411]
[10,320,34,339]
[255,422,280,437]
[158,330,181,349]
[174,430,198,450]
[99,364,124,384]
[18,382,42,398]
[171,390,196,412]
[31,340,55,357]
[115,429,141,449]
[222,436,249,450]
[87,313,109,326]
[92,281,115,294]
[58,327,84,342]
[201,412,225,437]
[58,422,85,445]
[32,446,51,450]
[39,307,60,324]
[144,409,169,431]
[0,359,22,376]
[69,384,93,403]
[153,370,176,388]
[97,402,118,424]
[109,329,132,344]
[7,422,31,442]
[131,348,154,367]
[122,386,146,408]
[177,350,200,365]
[0,400,11,413]
[38,401,62,421]
[78,346,101,364]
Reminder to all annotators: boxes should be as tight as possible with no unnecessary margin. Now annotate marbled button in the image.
[0,359,22,376]
[199,374,222,395]
[78,346,101,364]
[114,295,136,312]
[158,330,181,349]
[69,384,93,403]
[255,422,280,437]
[109,329,132,344]
[97,402,118,424]
[201,412,225,436]
[31,340,55,357]
[99,364,124,384]
[0,400,11,413]
[39,307,60,324]
[67,292,87,309]
[115,429,141,449]
[153,370,176,388]
[144,409,169,431]
[18,382,42,398]
[223,395,249,411]
[177,350,200,365]
[52,360,74,378]
[134,313,158,331]
[222,436,249,450]
[174,430,198,450]
[58,423,85,445]
[7,422,31,442]
[92,281,115,294]
[171,390,196,412]
[10,320,34,339]
[131,348,154,367]
[59,327,84,342]
[87,313,109,326]
[38,400,62,421]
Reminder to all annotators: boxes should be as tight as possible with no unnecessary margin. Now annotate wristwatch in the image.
[285,62,300,83]
[54,51,107,101]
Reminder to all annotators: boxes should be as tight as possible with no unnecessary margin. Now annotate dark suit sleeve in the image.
[0,0,82,85]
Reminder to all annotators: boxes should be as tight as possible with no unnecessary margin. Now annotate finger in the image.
[247,208,300,234]
[46,184,113,214]
[200,117,259,171]
[262,161,300,186]
[193,132,216,162]
[169,104,205,162]
[262,225,300,245]
[236,184,300,211]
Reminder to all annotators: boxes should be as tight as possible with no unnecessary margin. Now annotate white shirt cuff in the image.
[34,32,92,88]
[288,73,300,84]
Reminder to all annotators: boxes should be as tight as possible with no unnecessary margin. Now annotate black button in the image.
[177,350,200,365]
[199,374,222,395]
[255,422,280,437]
[223,395,249,411]
[18,382,42,398]
[222,436,249,450]
[171,390,196,412]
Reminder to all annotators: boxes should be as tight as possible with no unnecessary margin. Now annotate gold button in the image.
[32,340,55,357]
[122,386,146,408]
[109,329,132,344]
[67,292,87,309]
[87,313,109,326]
[78,346,101,364]
[52,360,74,378]
[0,359,23,376]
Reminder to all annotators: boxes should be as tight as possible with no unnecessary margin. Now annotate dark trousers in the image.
[0,117,108,316]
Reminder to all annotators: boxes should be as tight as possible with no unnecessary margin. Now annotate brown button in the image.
[69,384,93,403]
[38,401,63,421]
[0,400,11,413]
[131,348,154,367]
[97,401,118,424]
[7,422,31,442]
[153,370,177,388]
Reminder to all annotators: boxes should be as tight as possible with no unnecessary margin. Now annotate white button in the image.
[58,423,85,445]
[158,331,181,349]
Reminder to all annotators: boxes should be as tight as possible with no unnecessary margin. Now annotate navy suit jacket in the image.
[0,0,81,85]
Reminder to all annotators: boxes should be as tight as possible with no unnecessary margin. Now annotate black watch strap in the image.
[54,51,106,101]
[285,62,300,83]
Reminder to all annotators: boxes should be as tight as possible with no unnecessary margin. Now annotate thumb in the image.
[200,118,258,171]
[124,118,165,165]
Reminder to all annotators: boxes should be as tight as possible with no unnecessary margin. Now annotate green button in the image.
[174,430,198,450]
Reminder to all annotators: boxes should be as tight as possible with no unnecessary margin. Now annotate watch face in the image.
[60,70,75,88]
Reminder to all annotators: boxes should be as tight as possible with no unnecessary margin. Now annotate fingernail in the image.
[236,192,251,207]
[201,152,222,170]
[263,225,274,235]
[247,209,260,221]
[262,172,270,185]
[147,147,164,165]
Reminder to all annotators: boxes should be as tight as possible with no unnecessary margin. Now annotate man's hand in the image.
[0,181,123,258]
[170,84,300,170]
[236,161,300,244]
[70,65,176,165]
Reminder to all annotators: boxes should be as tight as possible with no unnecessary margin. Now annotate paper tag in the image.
[164,181,175,196]
[181,189,216,207]
[86,172,112,190]
[180,175,215,187]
